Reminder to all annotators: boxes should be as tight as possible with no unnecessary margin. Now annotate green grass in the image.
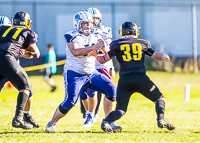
[0,71,200,143]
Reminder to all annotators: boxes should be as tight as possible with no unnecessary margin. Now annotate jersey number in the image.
[120,43,142,61]
[2,27,23,39]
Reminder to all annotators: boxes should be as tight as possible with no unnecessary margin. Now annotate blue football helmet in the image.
[0,16,12,26]
[73,11,94,35]
[86,7,102,28]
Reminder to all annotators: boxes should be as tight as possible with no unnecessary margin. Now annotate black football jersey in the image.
[0,25,38,60]
[108,38,155,75]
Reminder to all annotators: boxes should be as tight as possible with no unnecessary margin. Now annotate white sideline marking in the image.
[173,131,191,134]
[179,126,200,129]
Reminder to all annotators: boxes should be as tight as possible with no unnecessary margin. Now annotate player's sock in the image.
[23,111,31,117]
[88,111,95,118]
[104,110,122,123]
[80,99,86,117]
[15,92,29,117]
[155,98,165,120]
[95,92,102,115]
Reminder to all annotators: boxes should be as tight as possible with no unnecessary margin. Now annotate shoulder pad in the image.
[139,39,151,51]
[100,25,112,40]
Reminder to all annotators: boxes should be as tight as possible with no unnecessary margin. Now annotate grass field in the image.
[0,71,200,143]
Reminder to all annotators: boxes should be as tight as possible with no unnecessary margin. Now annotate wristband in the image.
[31,51,38,55]
[161,53,168,60]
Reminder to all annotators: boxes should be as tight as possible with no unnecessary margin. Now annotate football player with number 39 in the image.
[0,12,40,129]
[94,21,176,133]
[45,11,118,132]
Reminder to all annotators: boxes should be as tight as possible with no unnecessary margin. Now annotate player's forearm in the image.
[21,52,34,59]
[27,42,40,58]
[96,54,111,64]
[151,52,170,62]
[21,51,40,59]
[68,42,103,57]
[71,47,96,56]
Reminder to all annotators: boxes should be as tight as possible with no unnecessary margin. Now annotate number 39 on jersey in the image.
[120,43,142,61]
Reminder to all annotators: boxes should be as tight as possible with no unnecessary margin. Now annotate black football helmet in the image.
[13,11,32,29]
[119,21,140,38]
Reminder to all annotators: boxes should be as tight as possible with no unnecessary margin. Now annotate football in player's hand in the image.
[165,55,170,62]
[88,50,98,57]
[19,49,27,56]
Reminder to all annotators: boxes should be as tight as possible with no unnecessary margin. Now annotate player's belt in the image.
[0,51,8,55]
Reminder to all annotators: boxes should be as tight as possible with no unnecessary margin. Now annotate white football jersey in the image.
[93,25,112,46]
[63,29,103,74]
[93,25,113,70]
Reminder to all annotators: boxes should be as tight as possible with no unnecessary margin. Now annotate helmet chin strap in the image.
[82,29,90,36]
[122,35,137,39]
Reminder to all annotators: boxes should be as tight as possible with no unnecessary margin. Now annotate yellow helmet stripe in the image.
[25,13,31,29]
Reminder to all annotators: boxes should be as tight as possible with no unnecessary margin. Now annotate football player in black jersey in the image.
[0,12,40,129]
[0,15,40,129]
[94,21,175,133]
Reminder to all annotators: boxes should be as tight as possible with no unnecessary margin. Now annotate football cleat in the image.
[12,116,33,129]
[45,121,57,132]
[83,111,89,119]
[101,120,113,133]
[23,115,40,128]
[93,116,97,123]
[83,114,87,119]
[110,122,122,133]
[82,114,95,127]
[157,119,176,130]
[51,86,57,92]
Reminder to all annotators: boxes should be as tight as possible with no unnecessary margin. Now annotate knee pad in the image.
[160,95,165,98]
[106,96,116,101]
[155,95,165,102]
[118,109,126,116]
[29,91,34,97]
[87,89,97,98]
[59,104,69,114]
[79,91,88,100]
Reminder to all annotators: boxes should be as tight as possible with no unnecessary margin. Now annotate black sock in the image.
[15,92,28,117]
[104,110,122,123]
[80,100,86,115]
[24,113,30,118]
[155,98,165,120]
[95,92,102,115]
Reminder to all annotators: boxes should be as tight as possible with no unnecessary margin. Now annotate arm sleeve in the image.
[28,30,38,43]
[64,34,73,42]
[142,40,154,56]
[23,30,38,49]
[143,48,155,57]
[108,50,115,59]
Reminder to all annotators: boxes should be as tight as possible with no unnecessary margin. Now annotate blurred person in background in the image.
[44,43,57,92]
[94,21,176,133]
[0,12,40,129]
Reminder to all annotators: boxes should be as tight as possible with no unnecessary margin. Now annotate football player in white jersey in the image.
[79,7,117,127]
[45,11,119,132]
